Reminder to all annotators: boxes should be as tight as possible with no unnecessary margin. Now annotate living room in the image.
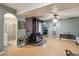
[0,3,79,56]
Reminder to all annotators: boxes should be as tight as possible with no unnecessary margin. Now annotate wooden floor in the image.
[1,37,79,56]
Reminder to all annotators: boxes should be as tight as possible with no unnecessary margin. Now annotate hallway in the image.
[1,37,79,56]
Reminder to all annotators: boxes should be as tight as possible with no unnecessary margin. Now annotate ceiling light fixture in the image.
[53,14,58,23]
[53,19,58,23]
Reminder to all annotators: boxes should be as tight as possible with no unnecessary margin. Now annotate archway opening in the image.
[4,13,17,48]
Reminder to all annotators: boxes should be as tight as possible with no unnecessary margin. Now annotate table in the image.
[60,34,76,40]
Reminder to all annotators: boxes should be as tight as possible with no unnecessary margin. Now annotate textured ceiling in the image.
[2,3,79,20]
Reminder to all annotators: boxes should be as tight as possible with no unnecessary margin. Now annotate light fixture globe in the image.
[53,14,58,23]
[53,19,58,23]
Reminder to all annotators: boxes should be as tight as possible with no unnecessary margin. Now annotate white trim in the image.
[15,15,18,47]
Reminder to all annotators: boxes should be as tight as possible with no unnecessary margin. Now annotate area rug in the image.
[32,40,47,46]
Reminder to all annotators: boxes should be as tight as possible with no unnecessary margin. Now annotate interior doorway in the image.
[43,22,48,36]
[4,13,17,48]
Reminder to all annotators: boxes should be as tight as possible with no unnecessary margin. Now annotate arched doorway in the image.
[4,13,17,48]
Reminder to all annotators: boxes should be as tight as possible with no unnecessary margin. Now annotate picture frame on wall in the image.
[18,21,26,29]
[24,22,26,28]
[18,21,21,29]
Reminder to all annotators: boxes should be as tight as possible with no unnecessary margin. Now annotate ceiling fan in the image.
[51,4,68,22]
